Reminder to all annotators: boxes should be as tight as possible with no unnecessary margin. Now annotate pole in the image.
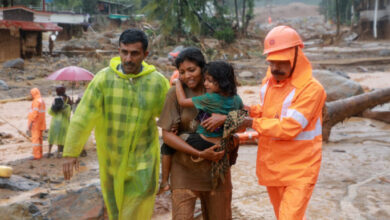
[373,0,378,39]
[42,0,45,11]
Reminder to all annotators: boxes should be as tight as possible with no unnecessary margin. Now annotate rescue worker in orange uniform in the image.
[28,88,46,160]
[240,26,327,219]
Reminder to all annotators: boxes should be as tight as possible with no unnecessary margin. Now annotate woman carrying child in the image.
[157,47,242,219]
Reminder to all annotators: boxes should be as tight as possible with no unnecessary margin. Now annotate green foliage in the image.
[82,0,98,14]
[319,0,359,25]
[214,26,235,44]
[142,0,255,42]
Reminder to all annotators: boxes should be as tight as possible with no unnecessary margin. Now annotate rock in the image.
[239,71,255,78]
[343,32,358,42]
[0,175,40,191]
[3,58,24,70]
[46,185,104,220]
[357,66,368,72]
[334,71,350,79]
[313,70,364,101]
[0,80,9,90]
[0,202,42,220]
[379,49,390,57]
[14,76,24,81]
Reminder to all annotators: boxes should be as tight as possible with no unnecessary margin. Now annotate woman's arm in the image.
[175,80,194,107]
[162,129,224,162]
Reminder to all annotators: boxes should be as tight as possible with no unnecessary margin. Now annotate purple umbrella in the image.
[47,66,94,81]
[47,66,94,101]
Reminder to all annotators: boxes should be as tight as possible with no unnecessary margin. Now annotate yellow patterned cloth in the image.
[63,57,169,219]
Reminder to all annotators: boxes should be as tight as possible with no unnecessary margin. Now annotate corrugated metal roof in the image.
[0,20,62,31]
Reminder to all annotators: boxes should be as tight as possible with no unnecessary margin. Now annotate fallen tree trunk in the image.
[0,96,32,104]
[323,87,390,141]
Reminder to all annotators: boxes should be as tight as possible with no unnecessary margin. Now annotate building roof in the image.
[0,20,62,31]
[0,5,52,15]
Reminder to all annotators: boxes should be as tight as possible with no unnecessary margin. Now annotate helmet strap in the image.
[290,46,298,76]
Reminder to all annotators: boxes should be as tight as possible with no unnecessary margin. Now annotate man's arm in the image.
[63,76,103,180]
[253,83,326,140]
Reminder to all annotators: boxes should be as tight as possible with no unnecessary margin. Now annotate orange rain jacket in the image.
[28,88,46,131]
[251,47,326,186]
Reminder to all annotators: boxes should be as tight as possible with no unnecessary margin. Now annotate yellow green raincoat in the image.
[63,57,169,219]
[48,103,71,145]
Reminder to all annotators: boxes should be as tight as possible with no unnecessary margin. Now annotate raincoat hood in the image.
[30,88,42,99]
[109,56,156,79]
[265,47,312,88]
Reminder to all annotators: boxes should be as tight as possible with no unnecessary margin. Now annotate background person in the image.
[27,88,46,160]
[47,96,71,158]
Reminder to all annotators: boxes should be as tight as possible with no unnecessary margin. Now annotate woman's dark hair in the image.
[51,96,65,113]
[55,85,66,96]
[119,28,148,51]
[175,47,205,70]
[204,61,237,96]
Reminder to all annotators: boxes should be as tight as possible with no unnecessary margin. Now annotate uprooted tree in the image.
[323,87,390,141]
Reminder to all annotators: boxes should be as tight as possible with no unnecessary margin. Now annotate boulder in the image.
[0,175,39,191]
[313,70,364,102]
[0,80,9,90]
[46,185,104,220]
[0,203,42,220]
[3,58,24,70]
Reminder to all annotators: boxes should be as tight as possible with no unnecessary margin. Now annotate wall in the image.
[0,29,21,62]
[3,9,33,21]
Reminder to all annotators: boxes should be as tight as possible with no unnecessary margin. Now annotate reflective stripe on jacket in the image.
[251,48,326,186]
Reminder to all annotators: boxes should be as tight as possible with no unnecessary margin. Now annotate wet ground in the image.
[1,80,390,219]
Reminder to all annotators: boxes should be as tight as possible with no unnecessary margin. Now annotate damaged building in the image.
[357,0,390,39]
[0,6,62,62]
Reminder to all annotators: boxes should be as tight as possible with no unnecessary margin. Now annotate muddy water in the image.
[1,86,390,219]
[230,117,390,219]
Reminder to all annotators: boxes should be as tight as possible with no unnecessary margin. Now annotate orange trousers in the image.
[31,129,43,159]
[266,184,315,220]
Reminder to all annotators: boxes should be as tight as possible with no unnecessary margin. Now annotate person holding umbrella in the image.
[62,28,170,219]
[47,96,71,158]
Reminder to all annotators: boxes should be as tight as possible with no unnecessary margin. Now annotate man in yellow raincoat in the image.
[240,26,327,219]
[62,29,169,219]
[28,88,46,160]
